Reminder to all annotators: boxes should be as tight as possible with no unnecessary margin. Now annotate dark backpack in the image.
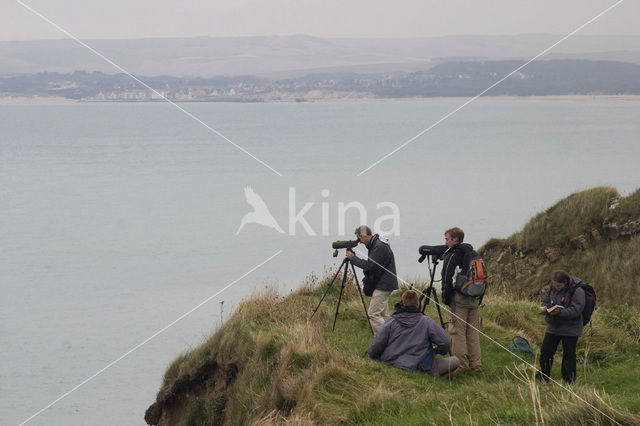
[454,250,487,297]
[509,336,534,358]
[569,276,597,325]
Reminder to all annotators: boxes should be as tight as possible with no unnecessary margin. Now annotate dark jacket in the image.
[431,243,479,307]
[366,305,451,376]
[542,276,585,337]
[350,234,399,295]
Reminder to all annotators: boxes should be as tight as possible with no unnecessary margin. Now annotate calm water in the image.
[1,98,639,425]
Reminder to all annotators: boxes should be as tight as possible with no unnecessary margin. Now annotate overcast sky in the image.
[2,0,638,41]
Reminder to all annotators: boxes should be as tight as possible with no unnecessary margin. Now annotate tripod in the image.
[311,252,374,334]
[417,256,446,330]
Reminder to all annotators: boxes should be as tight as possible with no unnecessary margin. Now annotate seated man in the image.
[366,290,460,377]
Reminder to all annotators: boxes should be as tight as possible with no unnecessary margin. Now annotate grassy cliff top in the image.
[483,186,640,255]
[145,280,640,425]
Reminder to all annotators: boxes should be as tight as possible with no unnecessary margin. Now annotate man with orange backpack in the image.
[428,227,485,372]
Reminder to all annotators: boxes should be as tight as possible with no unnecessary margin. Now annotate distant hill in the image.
[377,59,640,97]
[2,34,640,77]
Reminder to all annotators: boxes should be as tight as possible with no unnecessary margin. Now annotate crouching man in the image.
[366,290,460,377]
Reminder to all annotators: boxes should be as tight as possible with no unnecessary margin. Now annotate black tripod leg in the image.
[350,262,374,335]
[431,290,446,330]
[420,286,431,313]
[332,263,350,331]
[311,258,346,319]
[429,290,451,355]
[419,260,442,312]
[421,259,439,314]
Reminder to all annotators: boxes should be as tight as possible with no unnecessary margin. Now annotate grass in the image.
[607,188,640,224]
[147,278,640,425]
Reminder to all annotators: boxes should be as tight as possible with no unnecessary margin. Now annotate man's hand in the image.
[540,306,548,313]
[345,249,355,259]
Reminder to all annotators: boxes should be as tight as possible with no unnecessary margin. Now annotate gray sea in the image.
[2,98,639,425]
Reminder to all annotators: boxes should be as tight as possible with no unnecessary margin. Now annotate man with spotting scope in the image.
[346,225,398,333]
[421,227,482,372]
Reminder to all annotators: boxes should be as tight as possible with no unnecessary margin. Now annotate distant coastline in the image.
[3,94,640,105]
[3,60,639,104]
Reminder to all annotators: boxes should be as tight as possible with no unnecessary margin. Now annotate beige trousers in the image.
[368,289,392,333]
[448,305,482,370]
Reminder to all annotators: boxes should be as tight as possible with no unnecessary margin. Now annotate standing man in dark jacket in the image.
[367,290,460,376]
[538,270,585,383]
[346,225,399,333]
[429,227,482,372]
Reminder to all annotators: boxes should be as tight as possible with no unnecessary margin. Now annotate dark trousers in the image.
[539,333,578,383]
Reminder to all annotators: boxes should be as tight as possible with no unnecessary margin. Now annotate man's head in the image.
[551,270,570,291]
[354,225,373,245]
[445,227,464,248]
[402,290,420,307]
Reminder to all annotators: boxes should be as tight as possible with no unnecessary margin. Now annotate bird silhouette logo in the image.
[236,186,285,235]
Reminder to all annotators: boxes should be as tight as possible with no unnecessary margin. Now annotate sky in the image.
[2,0,638,41]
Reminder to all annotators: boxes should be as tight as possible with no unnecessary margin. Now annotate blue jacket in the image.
[366,306,451,375]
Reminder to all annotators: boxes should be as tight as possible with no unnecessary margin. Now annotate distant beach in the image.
[0,95,75,104]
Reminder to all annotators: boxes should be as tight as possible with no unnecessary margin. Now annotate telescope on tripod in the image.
[310,240,374,334]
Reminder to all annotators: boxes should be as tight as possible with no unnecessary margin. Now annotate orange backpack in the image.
[454,254,487,297]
